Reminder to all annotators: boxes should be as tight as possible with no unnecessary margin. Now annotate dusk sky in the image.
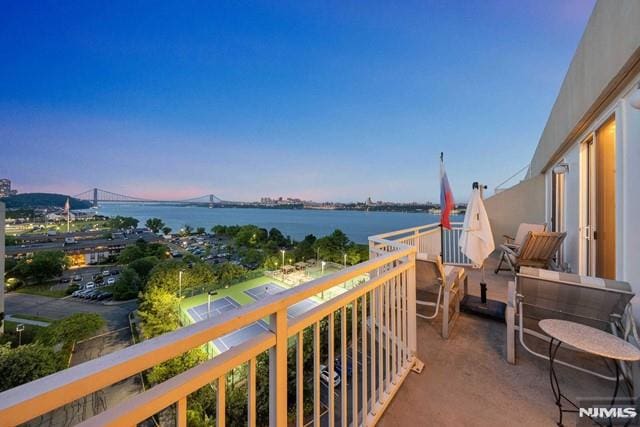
[1,0,595,203]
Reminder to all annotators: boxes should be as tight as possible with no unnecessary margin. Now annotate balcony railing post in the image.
[269,310,288,427]
[407,251,417,355]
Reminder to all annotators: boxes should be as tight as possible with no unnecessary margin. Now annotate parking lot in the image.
[5,293,137,329]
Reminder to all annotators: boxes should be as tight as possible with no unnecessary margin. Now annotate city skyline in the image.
[1,1,596,202]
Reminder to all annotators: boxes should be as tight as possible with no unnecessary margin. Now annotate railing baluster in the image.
[269,310,287,427]
[391,276,397,382]
[248,358,257,427]
[369,289,376,413]
[377,284,383,402]
[296,331,304,427]
[217,376,226,427]
[314,322,321,426]
[352,298,359,427]
[176,397,187,427]
[341,306,348,427]
[385,279,391,393]
[361,293,368,422]
[329,312,335,427]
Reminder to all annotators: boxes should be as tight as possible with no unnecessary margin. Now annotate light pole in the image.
[178,270,184,299]
[343,253,347,268]
[321,261,327,299]
[16,324,24,346]
[208,290,218,319]
[281,249,286,266]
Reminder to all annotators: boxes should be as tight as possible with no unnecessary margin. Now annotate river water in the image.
[95,204,463,243]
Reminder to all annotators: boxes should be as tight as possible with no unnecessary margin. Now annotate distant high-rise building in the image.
[0,179,13,198]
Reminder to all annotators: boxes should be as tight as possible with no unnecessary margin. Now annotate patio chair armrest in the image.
[503,234,515,243]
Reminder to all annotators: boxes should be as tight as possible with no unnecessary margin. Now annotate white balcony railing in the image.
[369,222,472,266]
[0,236,418,426]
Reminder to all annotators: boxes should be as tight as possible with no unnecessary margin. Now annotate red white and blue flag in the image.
[440,157,455,230]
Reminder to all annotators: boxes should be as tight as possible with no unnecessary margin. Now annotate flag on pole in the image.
[439,155,455,230]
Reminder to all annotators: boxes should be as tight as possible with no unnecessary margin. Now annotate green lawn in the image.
[9,313,53,323]
[6,219,110,236]
[1,321,45,347]
[14,285,67,298]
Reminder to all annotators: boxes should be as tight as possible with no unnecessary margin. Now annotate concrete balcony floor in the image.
[380,255,622,427]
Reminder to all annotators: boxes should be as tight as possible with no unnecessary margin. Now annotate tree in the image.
[118,240,168,264]
[293,234,317,261]
[268,227,288,247]
[145,218,165,233]
[117,245,145,264]
[13,250,68,284]
[112,267,142,300]
[0,343,61,392]
[181,224,193,236]
[145,260,216,294]
[147,348,208,385]
[195,227,206,235]
[36,313,105,349]
[137,287,181,338]
[107,216,139,230]
[213,263,247,285]
[162,226,172,236]
[128,256,160,283]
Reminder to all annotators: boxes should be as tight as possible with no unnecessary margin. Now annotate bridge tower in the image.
[209,194,214,209]
[93,188,98,207]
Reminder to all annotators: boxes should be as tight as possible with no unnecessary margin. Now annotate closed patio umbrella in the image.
[459,187,494,268]
[459,183,505,319]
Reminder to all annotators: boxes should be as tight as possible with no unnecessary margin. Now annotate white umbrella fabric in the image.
[459,188,494,268]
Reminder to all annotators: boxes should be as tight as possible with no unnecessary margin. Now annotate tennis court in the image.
[187,296,240,322]
[186,296,270,352]
[245,283,319,319]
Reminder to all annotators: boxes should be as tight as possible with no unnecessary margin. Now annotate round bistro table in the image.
[539,319,640,427]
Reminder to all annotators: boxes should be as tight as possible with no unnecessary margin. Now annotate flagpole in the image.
[439,152,444,259]
[66,198,70,233]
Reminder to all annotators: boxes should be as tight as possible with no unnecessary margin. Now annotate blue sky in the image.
[0,0,595,202]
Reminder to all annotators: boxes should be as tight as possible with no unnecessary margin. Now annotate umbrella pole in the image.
[480,262,487,304]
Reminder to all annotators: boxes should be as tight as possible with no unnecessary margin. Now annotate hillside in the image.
[0,193,91,210]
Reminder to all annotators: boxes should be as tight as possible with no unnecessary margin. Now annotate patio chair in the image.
[501,222,547,251]
[495,231,566,276]
[506,267,640,396]
[416,253,467,339]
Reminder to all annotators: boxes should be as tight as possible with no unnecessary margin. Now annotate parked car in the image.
[111,270,120,275]
[72,275,82,282]
[83,282,95,290]
[79,289,94,298]
[102,270,110,277]
[106,277,116,285]
[319,364,341,386]
[59,277,70,283]
[72,290,83,297]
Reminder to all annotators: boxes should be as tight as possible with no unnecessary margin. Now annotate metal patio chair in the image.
[506,267,640,397]
[416,253,466,339]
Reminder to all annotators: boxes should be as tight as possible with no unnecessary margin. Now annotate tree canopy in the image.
[145,217,165,233]
[12,250,68,284]
[107,215,139,230]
